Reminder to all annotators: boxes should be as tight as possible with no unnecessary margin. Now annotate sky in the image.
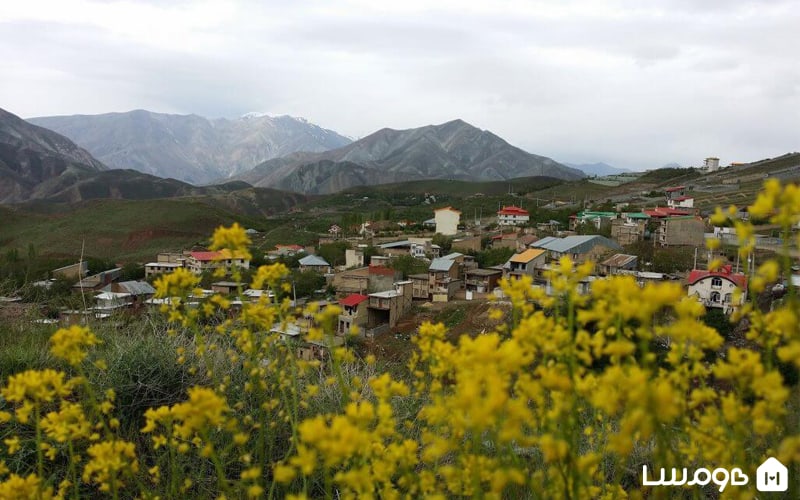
[1,0,798,170]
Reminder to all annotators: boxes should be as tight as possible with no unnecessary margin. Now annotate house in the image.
[452,236,482,253]
[145,262,183,278]
[428,258,461,302]
[491,232,520,250]
[366,281,413,335]
[270,244,306,258]
[337,293,369,336]
[497,206,530,226]
[434,206,461,236]
[687,266,747,314]
[378,240,424,258]
[464,268,503,293]
[667,196,694,209]
[72,268,123,293]
[186,251,250,274]
[298,255,332,274]
[331,265,400,296]
[536,220,562,233]
[211,281,243,295]
[504,248,547,280]
[643,207,692,218]
[664,186,687,200]
[654,216,705,246]
[532,235,621,264]
[569,211,617,231]
[598,254,638,276]
[345,247,366,268]
[53,261,88,280]
[95,281,156,313]
[408,274,431,299]
[610,213,650,245]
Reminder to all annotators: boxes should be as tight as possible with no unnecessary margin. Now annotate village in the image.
[3,181,798,364]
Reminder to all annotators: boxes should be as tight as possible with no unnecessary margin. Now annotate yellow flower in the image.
[1,369,75,404]
[82,439,139,492]
[0,474,54,499]
[4,437,21,455]
[49,325,101,365]
[210,223,252,257]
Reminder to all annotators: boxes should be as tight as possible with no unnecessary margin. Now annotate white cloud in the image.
[1,0,797,169]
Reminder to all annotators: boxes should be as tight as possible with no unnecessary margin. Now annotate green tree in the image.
[317,241,349,268]
[121,263,145,281]
[432,234,453,254]
[291,270,326,298]
[474,247,515,268]
[390,255,428,279]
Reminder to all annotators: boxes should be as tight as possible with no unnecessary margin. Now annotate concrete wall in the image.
[663,218,705,246]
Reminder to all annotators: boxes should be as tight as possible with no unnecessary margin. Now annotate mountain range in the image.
[0,108,106,203]
[235,119,583,194]
[28,110,352,184]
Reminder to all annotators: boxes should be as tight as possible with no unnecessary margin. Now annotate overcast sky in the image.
[1,0,798,169]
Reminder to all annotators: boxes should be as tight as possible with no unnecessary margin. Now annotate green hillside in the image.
[1,198,273,262]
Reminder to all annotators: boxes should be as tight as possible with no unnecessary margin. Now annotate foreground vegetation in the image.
[0,180,799,498]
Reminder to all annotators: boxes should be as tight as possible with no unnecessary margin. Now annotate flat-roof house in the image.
[654,216,705,247]
[186,250,250,274]
[366,281,413,335]
[145,262,182,278]
[610,213,650,246]
[464,268,503,293]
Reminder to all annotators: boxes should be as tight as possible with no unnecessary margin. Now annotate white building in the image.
[434,206,461,236]
[687,266,747,314]
[497,206,530,226]
[666,196,694,209]
[704,157,720,171]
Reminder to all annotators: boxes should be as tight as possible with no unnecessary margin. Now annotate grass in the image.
[1,198,270,262]
[433,304,469,328]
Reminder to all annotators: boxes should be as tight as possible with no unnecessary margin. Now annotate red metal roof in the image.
[190,251,222,261]
[687,266,747,289]
[644,207,691,218]
[498,205,529,216]
[339,294,369,307]
[369,265,395,276]
[665,186,686,192]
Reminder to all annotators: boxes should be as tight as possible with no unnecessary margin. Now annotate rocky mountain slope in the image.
[28,110,352,184]
[236,119,583,194]
[0,107,107,203]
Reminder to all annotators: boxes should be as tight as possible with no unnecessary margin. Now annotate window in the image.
[710,291,721,303]
[724,293,732,304]
[711,277,723,288]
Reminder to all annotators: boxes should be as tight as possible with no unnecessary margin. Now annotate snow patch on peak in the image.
[240,112,272,119]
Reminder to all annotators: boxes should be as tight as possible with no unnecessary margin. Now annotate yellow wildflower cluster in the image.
[49,325,101,365]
